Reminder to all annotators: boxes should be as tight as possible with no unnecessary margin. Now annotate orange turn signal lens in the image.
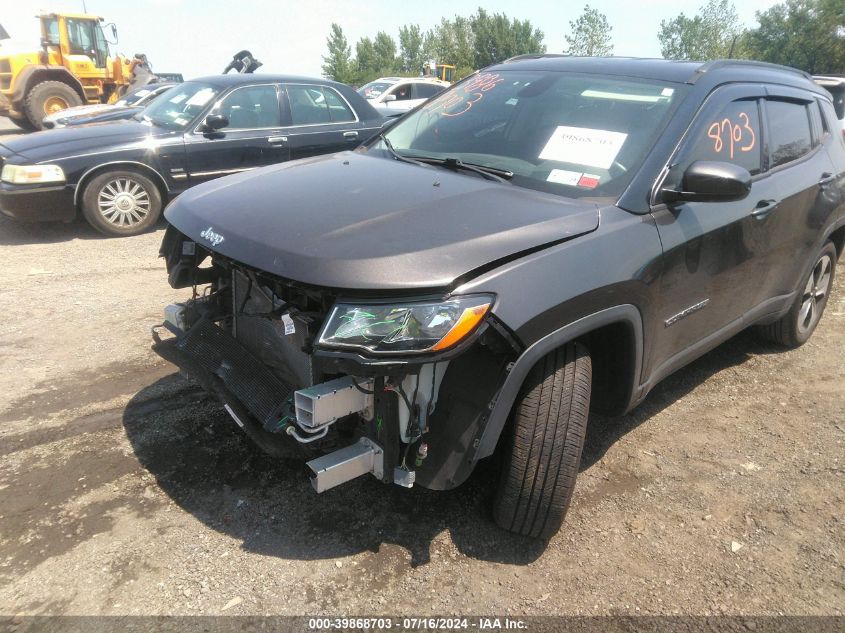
[431,302,492,351]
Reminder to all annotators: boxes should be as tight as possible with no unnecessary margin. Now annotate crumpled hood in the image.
[165,152,600,291]
[1,120,174,162]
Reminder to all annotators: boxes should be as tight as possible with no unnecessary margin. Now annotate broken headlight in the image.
[317,295,494,354]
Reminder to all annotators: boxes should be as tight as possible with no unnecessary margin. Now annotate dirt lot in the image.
[0,118,844,618]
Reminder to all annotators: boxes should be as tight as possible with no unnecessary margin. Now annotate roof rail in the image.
[689,59,813,83]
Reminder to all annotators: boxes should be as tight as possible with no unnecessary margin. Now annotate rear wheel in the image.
[757,241,837,348]
[493,342,591,539]
[24,81,83,129]
[81,170,163,237]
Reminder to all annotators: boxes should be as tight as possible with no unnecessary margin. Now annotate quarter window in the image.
[766,100,813,168]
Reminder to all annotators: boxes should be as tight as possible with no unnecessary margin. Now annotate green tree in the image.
[658,0,744,60]
[399,24,426,74]
[470,8,545,68]
[744,0,845,74]
[321,23,354,83]
[373,31,400,74]
[424,16,476,78]
[352,37,377,86]
[564,5,614,56]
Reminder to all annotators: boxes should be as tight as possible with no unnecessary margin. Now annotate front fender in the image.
[470,304,644,462]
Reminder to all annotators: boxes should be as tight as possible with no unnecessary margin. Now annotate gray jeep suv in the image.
[153,56,845,539]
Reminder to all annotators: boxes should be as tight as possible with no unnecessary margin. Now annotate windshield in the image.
[117,87,158,107]
[358,81,394,99]
[379,70,687,198]
[140,82,220,130]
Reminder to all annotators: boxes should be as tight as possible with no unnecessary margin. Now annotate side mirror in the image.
[202,113,229,132]
[382,94,397,102]
[662,161,752,204]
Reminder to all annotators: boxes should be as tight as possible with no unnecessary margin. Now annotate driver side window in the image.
[391,84,413,101]
[215,85,281,130]
[667,98,762,190]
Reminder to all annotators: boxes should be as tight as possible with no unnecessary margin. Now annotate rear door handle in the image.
[819,172,836,187]
[267,135,287,144]
[343,131,359,139]
[751,199,778,218]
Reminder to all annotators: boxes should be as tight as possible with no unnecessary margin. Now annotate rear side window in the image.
[766,100,813,168]
[672,98,762,180]
[287,85,354,125]
[323,88,355,122]
[414,83,444,99]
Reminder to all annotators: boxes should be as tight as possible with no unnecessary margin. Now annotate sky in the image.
[2,0,785,80]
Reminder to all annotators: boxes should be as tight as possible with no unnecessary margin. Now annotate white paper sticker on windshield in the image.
[547,169,582,186]
[185,88,216,107]
[539,126,628,170]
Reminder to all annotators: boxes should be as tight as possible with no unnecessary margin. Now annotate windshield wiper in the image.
[404,156,513,183]
[377,132,426,167]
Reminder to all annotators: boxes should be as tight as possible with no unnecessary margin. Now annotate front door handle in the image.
[751,199,778,218]
[343,131,359,139]
[267,135,288,144]
[819,172,836,187]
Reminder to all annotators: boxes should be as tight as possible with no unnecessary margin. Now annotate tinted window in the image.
[215,85,280,129]
[672,99,762,181]
[414,83,445,99]
[767,100,812,168]
[391,84,413,101]
[382,71,686,199]
[288,85,353,124]
[323,88,355,122]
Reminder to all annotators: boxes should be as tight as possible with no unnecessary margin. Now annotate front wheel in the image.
[493,342,591,539]
[81,170,163,237]
[8,116,37,132]
[757,241,837,348]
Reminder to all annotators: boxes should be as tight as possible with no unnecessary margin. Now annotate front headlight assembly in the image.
[317,295,494,355]
[1,164,66,185]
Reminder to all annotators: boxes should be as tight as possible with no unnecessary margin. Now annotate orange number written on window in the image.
[707,112,756,158]
[422,72,504,118]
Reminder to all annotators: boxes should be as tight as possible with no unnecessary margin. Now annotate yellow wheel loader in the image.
[0,13,158,130]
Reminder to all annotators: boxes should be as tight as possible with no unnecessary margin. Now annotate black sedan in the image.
[0,74,384,236]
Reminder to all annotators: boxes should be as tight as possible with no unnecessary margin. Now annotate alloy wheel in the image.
[97,177,151,228]
[797,253,833,336]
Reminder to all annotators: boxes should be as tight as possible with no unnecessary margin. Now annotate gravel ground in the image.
[0,118,844,619]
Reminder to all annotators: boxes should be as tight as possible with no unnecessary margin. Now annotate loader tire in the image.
[24,81,83,130]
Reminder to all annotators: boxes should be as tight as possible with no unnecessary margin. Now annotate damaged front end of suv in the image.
[154,224,522,493]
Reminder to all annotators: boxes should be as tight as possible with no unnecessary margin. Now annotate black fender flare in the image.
[12,65,87,107]
[471,304,644,462]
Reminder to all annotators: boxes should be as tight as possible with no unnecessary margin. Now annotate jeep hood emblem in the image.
[200,226,225,247]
